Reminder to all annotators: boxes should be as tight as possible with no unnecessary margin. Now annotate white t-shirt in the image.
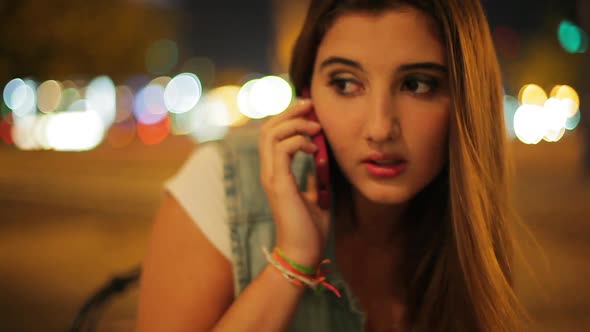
[164,143,232,260]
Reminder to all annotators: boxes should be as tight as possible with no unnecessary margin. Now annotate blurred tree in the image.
[0,0,179,83]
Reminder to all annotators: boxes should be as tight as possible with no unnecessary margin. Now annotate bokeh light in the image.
[558,20,589,53]
[514,104,545,144]
[565,109,581,130]
[67,99,89,112]
[62,80,78,89]
[3,78,28,110]
[207,85,247,127]
[238,76,293,119]
[513,82,580,144]
[4,79,37,118]
[145,39,179,75]
[134,84,167,125]
[46,109,105,151]
[543,126,566,142]
[137,114,170,145]
[550,85,580,117]
[180,57,216,88]
[164,73,202,114]
[86,76,116,127]
[12,115,38,150]
[58,88,82,112]
[115,86,134,123]
[247,76,293,117]
[20,79,37,117]
[1,100,13,125]
[541,98,569,142]
[237,79,264,119]
[503,94,519,138]
[150,76,172,88]
[518,84,547,106]
[33,114,52,150]
[169,111,194,136]
[0,114,13,144]
[189,94,230,142]
[37,80,63,114]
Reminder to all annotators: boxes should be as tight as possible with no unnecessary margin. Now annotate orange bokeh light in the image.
[137,114,170,145]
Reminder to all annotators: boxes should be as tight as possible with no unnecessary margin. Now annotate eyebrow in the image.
[319,56,448,74]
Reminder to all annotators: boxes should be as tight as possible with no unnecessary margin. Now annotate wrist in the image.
[274,244,322,268]
[262,246,342,298]
[263,264,307,294]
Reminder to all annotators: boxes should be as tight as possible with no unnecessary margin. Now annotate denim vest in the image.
[217,126,366,332]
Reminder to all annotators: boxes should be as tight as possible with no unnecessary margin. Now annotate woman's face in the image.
[310,7,450,205]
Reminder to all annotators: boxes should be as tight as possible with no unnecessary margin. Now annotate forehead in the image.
[316,8,445,67]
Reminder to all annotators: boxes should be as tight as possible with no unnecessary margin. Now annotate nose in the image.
[364,93,400,144]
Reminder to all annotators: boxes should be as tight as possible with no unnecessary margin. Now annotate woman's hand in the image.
[259,99,331,267]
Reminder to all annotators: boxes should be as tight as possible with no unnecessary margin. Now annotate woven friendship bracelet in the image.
[275,247,316,275]
[262,247,318,287]
[262,247,341,298]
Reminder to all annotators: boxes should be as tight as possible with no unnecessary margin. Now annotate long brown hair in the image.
[289,0,527,331]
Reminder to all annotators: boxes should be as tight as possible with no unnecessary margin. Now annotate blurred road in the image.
[0,133,589,332]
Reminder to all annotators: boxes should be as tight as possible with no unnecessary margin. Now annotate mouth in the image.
[365,159,406,166]
[362,153,408,177]
[362,153,407,164]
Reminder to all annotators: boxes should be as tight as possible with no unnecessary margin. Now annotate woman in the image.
[136,0,526,331]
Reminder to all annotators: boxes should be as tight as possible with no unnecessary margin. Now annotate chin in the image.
[359,184,414,205]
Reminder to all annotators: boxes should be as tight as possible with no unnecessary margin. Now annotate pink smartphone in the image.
[302,89,331,209]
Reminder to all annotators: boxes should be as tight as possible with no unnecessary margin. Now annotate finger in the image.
[259,99,312,176]
[263,119,320,180]
[272,135,317,189]
[270,118,321,142]
[260,117,320,184]
[263,98,313,129]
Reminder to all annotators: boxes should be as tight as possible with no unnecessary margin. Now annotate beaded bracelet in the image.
[262,247,341,298]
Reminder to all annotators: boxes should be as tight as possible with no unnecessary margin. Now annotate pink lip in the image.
[364,161,408,177]
[363,153,406,163]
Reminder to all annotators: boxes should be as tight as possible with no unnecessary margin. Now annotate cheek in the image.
[322,115,361,156]
[317,116,364,176]
[405,110,450,162]
[313,99,363,153]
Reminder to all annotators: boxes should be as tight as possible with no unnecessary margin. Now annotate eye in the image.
[401,76,439,95]
[328,77,363,95]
